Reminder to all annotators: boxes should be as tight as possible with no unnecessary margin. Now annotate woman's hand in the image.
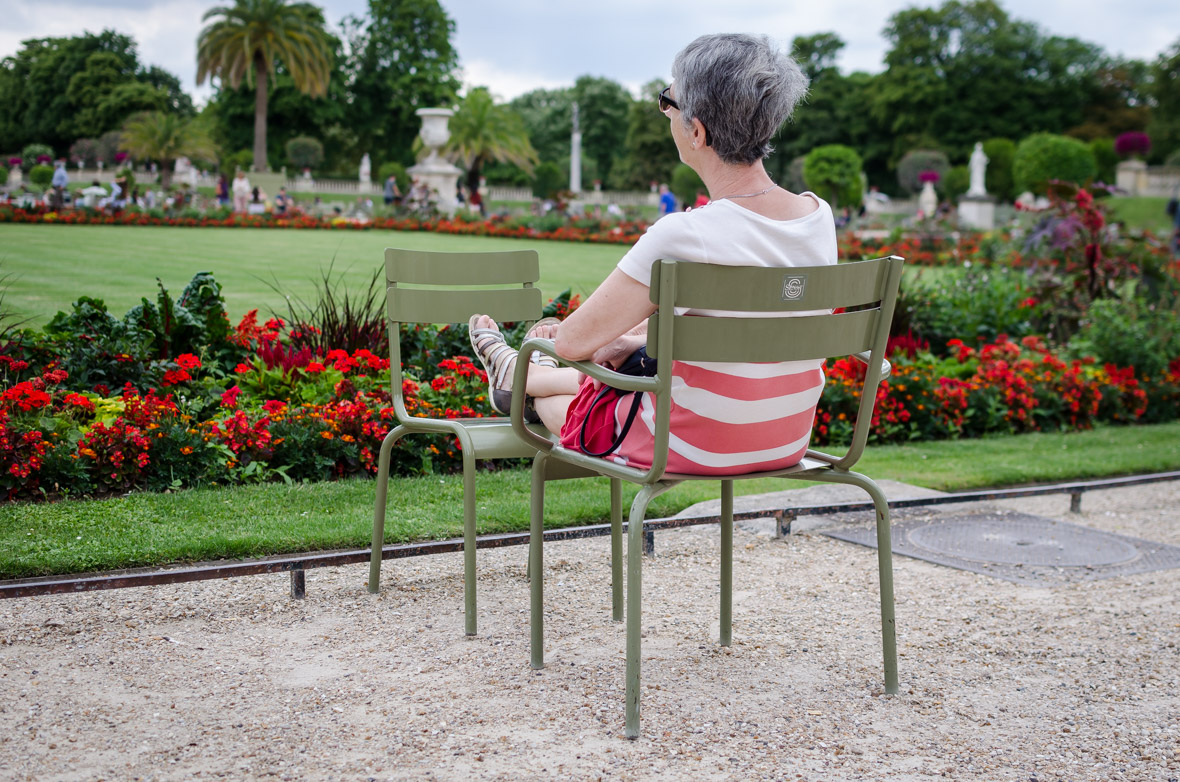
[592,331,646,369]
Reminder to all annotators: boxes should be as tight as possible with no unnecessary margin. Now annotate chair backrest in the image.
[384,248,543,420]
[644,256,904,472]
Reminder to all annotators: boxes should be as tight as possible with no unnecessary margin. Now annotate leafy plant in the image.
[981,138,1016,202]
[264,263,389,356]
[670,163,704,207]
[896,149,949,195]
[803,144,864,209]
[1013,133,1096,194]
[19,143,53,172]
[28,164,54,189]
[1069,295,1180,378]
[285,135,324,170]
[903,265,1042,353]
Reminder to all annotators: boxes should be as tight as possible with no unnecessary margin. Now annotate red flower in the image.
[234,363,253,374]
[161,369,191,387]
[175,353,202,370]
[305,361,326,374]
[221,385,242,408]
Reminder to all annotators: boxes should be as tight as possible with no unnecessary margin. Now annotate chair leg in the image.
[462,447,478,637]
[368,426,407,594]
[805,470,899,695]
[624,482,676,740]
[610,478,623,622]
[720,480,733,647]
[529,454,548,670]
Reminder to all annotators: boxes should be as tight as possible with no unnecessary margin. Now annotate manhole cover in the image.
[908,516,1140,567]
[821,510,1180,586]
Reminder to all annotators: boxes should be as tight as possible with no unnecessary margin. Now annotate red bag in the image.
[559,375,623,454]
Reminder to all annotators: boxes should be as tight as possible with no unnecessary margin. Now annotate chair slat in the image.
[385,248,540,285]
[652,257,895,311]
[388,286,542,325]
[651,309,880,363]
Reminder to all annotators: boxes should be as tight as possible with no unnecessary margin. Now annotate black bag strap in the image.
[578,387,645,457]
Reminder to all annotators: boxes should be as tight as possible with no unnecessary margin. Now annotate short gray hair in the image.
[671,34,808,165]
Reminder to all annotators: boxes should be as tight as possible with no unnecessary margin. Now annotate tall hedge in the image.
[803,144,863,209]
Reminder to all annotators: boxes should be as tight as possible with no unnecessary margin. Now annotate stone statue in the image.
[359,153,371,183]
[967,142,988,197]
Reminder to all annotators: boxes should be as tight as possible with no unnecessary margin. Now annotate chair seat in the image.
[456,417,554,459]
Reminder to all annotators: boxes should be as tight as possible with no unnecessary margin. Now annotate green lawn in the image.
[0,225,628,326]
[2,421,1178,578]
[1107,195,1174,235]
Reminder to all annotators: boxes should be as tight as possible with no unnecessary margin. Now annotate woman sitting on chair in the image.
[470,33,836,476]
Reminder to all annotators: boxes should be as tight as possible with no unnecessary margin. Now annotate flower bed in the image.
[0,204,649,246]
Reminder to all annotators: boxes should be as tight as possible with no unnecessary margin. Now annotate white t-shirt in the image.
[606,192,839,476]
[617,193,837,291]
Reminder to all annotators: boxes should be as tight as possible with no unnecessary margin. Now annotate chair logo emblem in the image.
[781,274,807,301]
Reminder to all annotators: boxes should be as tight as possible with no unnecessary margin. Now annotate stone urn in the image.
[407,108,463,214]
[918,180,937,219]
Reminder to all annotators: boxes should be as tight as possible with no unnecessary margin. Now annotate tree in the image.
[1012,133,1096,194]
[803,144,863,208]
[870,1,1107,163]
[444,87,537,193]
[791,32,845,83]
[570,76,632,185]
[285,135,324,170]
[1147,38,1180,163]
[613,80,680,189]
[197,0,333,172]
[120,112,219,188]
[342,0,460,166]
[205,37,348,172]
[67,52,171,138]
[510,87,573,165]
[0,30,189,153]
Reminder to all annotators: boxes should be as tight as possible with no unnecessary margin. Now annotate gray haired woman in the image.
[471,33,839,475]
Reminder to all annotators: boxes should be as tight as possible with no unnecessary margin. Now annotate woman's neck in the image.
[701,161,776,201]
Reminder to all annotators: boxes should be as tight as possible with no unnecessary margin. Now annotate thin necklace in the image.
[716,183,777,200]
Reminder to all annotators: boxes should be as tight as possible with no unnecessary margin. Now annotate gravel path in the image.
[1,480,1178,781]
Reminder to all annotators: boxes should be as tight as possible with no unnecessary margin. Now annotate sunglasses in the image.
[658,85,712,147]
[658,85,680,114]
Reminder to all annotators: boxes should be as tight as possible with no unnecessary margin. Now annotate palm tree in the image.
[444,88,539,194]
[196,0,332,172]
[120,112,219,188]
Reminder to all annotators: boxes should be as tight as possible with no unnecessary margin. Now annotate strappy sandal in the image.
[525,317,561,368]
[469,315,541,422]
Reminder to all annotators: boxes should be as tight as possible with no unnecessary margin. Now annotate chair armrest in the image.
[852,350,892,380]
[510,337,660,453]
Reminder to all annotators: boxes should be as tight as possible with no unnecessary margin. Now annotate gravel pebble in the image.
[1,481,1178,781]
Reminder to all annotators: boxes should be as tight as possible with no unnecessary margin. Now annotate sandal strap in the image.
[470,328,517,390]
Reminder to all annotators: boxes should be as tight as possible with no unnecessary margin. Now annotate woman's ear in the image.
[690,116,709,148]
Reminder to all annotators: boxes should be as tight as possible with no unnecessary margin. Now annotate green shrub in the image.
[896,149,949,194]
[0,166,7,186]
[285,135,324,170]
[532,161,565,199]
[19,143,53,172]
[1013,133,1097,194]
[943,165,969,201]
[982,138,1016,201]
[670,163,704,207]
[222,149,253,173]
[1069,295,1180,378]
[904,265,1042,354]
[116,167,136,194]
[784,155,807,193]
[1089,137,1118,186]
[803,144,864,209]
[376,161,407,192]
[28,164,54,189]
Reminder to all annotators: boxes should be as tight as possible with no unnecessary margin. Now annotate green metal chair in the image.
[510,255,905,738]
[368,247,599,636]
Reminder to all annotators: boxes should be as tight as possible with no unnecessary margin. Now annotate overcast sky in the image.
[1,0,1177,105]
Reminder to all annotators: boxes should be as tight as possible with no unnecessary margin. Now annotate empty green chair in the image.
[369,248,559,636]
[511,255,905,738]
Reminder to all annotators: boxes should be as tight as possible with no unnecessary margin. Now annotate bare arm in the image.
[553,268,656,362]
